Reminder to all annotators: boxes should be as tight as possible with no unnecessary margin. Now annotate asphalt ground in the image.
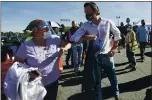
[57,46,152,100]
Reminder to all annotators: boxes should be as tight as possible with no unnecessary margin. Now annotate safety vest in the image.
[128,30,138,51]
[25,36,33,42]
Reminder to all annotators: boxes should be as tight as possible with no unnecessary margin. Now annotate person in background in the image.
[125,18,132,27]
[70,21,83,75]
[71,2,121,100]
[149,28,152,46]
[148,27,151,45]
[62,23,75,68]
[79,22,88,65]
[125,18,132,36]
[119,22,126,49]
[125,26,138,71]
[136,19,149,62]
[15,19,71,100]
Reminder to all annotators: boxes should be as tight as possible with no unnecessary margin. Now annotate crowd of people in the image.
[3,2,151,100]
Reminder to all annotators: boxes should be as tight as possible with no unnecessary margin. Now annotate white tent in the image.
[48,21,60,28]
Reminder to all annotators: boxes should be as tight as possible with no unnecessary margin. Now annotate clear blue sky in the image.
[1,1,151,32]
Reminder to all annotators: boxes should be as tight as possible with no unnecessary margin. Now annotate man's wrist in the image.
[111,40,118,51]
[59,48,65,55]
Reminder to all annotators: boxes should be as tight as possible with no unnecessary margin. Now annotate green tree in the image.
[64,26,71,32]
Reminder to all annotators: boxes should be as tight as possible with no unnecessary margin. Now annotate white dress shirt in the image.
[71,18,121,54]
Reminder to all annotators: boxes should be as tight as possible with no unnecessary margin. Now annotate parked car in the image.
[1,36,22,62]
[1,36,9,44]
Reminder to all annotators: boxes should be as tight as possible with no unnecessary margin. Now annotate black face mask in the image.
[86,14,93,21]
[142,22,145,25]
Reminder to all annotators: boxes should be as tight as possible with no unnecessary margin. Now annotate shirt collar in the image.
[88,16,103,26]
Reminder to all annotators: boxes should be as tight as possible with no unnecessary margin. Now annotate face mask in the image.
[86,14,93,21]
[127,28,131,32]
[142,22,145,25]
[43,30,53,39]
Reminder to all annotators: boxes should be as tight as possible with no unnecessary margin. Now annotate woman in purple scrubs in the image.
[15,19,71,100]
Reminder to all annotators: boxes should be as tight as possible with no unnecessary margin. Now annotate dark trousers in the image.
[126,44,136,66]
[81,42,88,65]
[139,42,147,59]
[44,80,58,100]
[93,54,119,100]
[82,40,96,100]
[121,38,126,48]
[82,40,119,100]
[66,48,73,67]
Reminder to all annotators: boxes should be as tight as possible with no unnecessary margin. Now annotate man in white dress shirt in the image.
[71,2,121,100]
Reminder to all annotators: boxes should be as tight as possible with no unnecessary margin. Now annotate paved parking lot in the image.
[57,47,151,100]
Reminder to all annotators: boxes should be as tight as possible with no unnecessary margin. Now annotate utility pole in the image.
[116,16,120,26]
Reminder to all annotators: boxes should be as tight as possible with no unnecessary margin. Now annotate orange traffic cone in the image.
[6,53,10,60]
[58,56,63,72]
[111,40,116,56]
[4,53,11,64]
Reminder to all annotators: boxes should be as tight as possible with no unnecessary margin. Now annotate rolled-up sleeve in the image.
[109,20,122,41]
[71,25,86,42]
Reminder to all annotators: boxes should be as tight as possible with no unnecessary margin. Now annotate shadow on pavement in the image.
[59,70,83,86]
[63,65,73,70]
[67,75,151,100]
[67,92,88,100]
[115,62,129,67]
[59,76,83,86]
[144,52,152,57]
[61,70,74,75]
[102,68,130,78]
[144,88,152,100]
[135,53,141,56]
[116,70,129,75]
[102,75,151,99]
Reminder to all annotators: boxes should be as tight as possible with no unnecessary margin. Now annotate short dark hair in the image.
[141,19,145,23]
[84,2,100,15]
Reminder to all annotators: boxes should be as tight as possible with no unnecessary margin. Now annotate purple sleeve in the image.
[15,43,27,59]
[50,35,61,46]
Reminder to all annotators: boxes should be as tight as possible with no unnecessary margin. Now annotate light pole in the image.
[60,19,70,26]
[60,19,70,22]
[116,16,120,26]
